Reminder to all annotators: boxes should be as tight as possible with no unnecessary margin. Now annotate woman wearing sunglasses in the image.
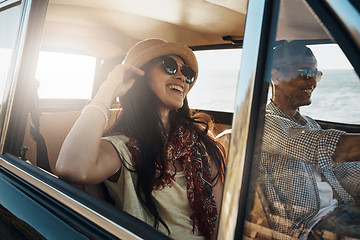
[56,39,226,240]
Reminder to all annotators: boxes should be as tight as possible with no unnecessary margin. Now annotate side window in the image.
[0,1,25,146]
[243,1,360,240]
[188,49,242,112]
[0,2,22,105]
[36,51,96,99]
[301,44,360,124]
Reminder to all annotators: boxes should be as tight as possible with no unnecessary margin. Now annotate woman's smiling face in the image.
[147,55,191,112]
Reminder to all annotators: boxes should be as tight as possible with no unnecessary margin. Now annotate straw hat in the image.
[123,39,199,88]
[273,41,317,68]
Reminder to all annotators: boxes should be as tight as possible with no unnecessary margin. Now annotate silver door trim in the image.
[0,157,144,240]
[218,0,267,239]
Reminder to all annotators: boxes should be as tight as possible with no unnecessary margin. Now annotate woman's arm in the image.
[55,64,143,184]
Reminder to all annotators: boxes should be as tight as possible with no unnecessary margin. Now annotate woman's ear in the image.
[271,68,281,84]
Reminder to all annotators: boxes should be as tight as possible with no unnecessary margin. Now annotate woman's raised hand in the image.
[56,64,144,184]
[96,64,144,105]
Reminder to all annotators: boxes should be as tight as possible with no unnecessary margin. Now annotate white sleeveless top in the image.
[103,135,203,240]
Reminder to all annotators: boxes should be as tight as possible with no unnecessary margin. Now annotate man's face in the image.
[273,62,318,109]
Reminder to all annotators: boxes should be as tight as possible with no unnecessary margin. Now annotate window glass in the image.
[301,44,360,124]
[243,1,360,240]
[187,49,241,112]
[0,4,22,104]
[35,51,96,99]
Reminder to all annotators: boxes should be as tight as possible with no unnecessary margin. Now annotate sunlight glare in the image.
[36,52,96,99]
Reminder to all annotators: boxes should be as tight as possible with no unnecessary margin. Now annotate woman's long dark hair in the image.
[104,59,226,232]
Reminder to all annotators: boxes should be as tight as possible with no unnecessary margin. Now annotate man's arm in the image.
[333,133,360,162]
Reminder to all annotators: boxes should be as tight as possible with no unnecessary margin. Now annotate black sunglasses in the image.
[157,56,196,84]
[296,67,323,82]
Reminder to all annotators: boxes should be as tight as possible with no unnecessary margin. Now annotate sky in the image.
[0,43,355,101]
[194,44,353,72]
[309,44,353,69]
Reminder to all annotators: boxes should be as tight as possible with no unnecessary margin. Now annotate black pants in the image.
[308,203,360,240]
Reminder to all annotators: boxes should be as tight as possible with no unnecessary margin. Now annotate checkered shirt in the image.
[260,101,360,239]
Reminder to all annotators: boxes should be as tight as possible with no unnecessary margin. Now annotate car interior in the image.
[1,0,359,239]
[20,0,347,170]
[21,0,246,194]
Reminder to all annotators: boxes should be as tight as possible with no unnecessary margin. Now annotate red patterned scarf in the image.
[124,125,217,239]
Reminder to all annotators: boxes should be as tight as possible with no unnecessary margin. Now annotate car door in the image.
[3,0,358,239]
[218,0,360,239]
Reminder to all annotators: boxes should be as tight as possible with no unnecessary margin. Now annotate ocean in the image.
[188,69,360,125]
[301,69,360,124]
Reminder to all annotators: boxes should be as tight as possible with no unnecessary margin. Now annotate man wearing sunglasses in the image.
[259,41,360,239]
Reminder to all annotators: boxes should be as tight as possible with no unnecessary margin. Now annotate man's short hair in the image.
[273,41,317,68]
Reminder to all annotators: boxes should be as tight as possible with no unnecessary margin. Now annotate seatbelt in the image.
[29,79,52,173]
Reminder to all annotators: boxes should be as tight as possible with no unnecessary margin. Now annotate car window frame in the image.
[0,0,26,153]
[218,0,280,239]
[224,0,360,239]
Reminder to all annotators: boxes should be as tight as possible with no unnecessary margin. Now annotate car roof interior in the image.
[42,0,332,59]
